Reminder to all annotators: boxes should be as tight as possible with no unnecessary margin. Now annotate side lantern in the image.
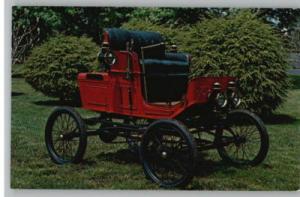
[228,81,241,108]
[212,82,228,109]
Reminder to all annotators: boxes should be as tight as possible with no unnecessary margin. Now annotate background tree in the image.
[12,7,60,64]
[51,7,133,44]
[13,7,299,65]
[128,8,228,27]
[289,24,300,53]
[12,6,133,64]
[255,8,300,32]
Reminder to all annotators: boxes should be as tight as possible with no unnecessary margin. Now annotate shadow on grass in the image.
[94,148,236,178]
[290,75,300,89]
[96,149,140,165]
[33,100,81,107]
[194,153,236,177]
[12,74,24,78]
[262,113,297,125]
[12,91,24,96]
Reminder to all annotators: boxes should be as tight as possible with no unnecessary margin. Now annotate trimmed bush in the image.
[24,35,99,101]
[123,11,290,114]
[187,11,290,114]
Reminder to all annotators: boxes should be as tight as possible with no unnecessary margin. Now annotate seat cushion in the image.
[165,52,189,62]
[145,74,188,102]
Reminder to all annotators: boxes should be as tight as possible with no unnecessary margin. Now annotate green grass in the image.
[12,64,26,78]
[11,78,300,190]
[290,75,300,90]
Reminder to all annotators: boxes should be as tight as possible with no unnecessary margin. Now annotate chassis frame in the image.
[45,106,269,188]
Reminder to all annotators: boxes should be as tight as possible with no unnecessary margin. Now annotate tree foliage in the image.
[123,11,290,114]
[13,7,298,64]
[12,6,133,64]
[24,35,99,101]
[51,7,133,43]
[290,26,300,53]
[12,7,59,64]
[255,8,300,32]
[128,8,227,27]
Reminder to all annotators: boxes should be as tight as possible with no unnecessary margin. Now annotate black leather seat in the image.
[142,53,189,102]
[104,28,190,102]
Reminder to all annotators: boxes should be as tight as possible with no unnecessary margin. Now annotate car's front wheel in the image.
[45,107,87,164]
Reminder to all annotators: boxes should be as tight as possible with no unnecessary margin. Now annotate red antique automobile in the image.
[45,28,269,188]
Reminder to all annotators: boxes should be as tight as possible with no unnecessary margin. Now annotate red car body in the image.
[78,50,234,119]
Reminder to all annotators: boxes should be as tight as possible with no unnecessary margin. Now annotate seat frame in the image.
[140,42,165,101]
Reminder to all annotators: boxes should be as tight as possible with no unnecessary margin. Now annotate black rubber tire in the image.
[215,109,269,166]
[45,107,87,164]
[139,119,197,188]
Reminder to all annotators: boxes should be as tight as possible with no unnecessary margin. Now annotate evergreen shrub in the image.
[24,34,99,101]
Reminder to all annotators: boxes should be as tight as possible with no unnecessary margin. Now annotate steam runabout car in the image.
[45,28,269,188]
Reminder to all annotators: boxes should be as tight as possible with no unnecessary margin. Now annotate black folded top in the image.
[104,28,164,52]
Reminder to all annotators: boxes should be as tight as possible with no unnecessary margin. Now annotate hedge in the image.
[24,34,99,101]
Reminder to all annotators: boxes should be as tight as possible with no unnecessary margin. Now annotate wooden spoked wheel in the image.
[216,110,269,166]
[45,107,87,164]
[140,120,197,188]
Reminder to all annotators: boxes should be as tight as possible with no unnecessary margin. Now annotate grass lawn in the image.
[11,77,300,190]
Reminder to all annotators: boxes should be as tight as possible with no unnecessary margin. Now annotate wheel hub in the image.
[161,151,168,159]
[231,136,246,149]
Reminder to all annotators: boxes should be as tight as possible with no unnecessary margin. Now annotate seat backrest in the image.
[103,28,164,54]
[143,56,190,102]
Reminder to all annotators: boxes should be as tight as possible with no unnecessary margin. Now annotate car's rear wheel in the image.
[215,109,269,166]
